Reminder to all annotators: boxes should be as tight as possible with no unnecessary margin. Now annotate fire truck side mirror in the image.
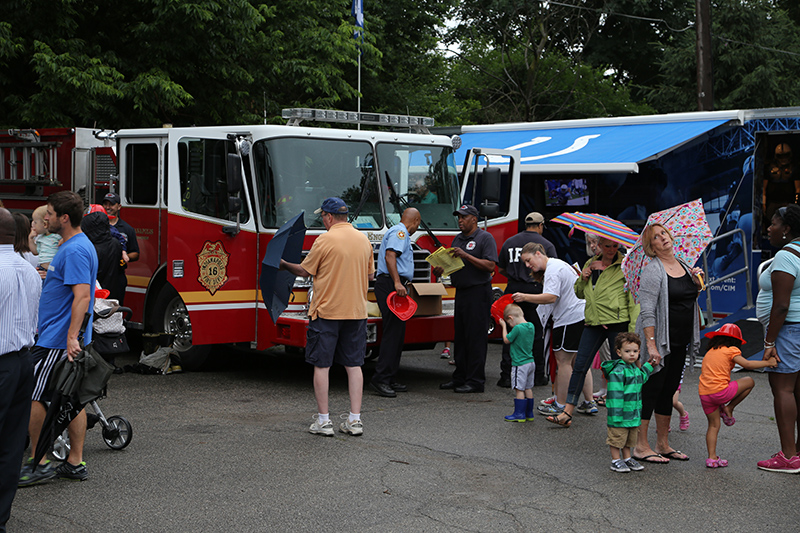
[481,167,502,203]
[226,153,243,194]
[228,197,242,214]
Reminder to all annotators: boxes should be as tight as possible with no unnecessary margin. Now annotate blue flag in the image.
[352,0,364,39]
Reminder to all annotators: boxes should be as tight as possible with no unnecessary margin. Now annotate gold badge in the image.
[196,241,230,295]
[397,231,406,239]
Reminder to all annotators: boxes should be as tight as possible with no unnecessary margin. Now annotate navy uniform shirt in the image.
[450,228,498,288]
[498,231,557,284]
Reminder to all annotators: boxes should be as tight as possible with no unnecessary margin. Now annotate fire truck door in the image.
[161,130,259,347]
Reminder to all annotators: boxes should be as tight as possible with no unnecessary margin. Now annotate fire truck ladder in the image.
[0,129,62,185]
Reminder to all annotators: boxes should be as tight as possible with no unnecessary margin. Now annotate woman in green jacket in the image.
[546,237,639,427]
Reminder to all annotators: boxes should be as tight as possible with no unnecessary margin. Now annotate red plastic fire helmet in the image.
[387,292,417,321]
[490,294,515,323]
[704,323,746,344]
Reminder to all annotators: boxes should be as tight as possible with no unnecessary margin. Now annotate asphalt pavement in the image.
[9,342,800,532]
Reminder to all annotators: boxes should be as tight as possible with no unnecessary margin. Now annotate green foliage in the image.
[444,0,653,123]
[3,0,800,129]
[649,0,800,112]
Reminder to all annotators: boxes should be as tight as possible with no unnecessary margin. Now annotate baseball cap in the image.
[453,204,479,217]
[314,197,349,215]
[525,212,545,224]
[103,192,121,205]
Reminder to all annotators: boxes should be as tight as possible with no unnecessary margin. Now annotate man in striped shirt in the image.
[0,208,41,531]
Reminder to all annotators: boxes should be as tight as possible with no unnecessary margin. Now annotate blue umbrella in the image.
[260,212,307,323]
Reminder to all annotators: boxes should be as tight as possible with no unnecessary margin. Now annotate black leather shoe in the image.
[496,377,511,388]
[370,382,397,398]
[390,382,408,392]
[454,384,484,393]
[439,381,456,390]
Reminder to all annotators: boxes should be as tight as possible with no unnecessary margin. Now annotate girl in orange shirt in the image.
[699,324,777,467]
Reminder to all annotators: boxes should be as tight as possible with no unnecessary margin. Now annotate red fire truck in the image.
[2,112,469,368]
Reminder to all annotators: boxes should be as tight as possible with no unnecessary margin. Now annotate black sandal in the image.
[545,412,572,427]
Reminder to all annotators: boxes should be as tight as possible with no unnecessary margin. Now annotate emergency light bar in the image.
[282,108,434,132]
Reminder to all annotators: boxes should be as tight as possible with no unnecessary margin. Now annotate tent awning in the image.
[454,114,741,174]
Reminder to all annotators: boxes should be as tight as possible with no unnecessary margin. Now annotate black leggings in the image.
[641,341,688,419]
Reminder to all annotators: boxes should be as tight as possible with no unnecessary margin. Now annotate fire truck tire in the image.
[149,286,211,370]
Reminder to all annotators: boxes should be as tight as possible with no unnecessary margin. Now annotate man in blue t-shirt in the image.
[20,191,98,487]
[371,208,422,397]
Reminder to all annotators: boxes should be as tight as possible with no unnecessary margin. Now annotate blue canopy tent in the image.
[454,111,744,173]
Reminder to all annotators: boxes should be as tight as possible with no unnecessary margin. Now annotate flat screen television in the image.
[544,178,589,207]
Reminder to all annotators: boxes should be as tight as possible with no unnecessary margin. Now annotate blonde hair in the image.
[503,303,524,320]
[33,205,47,221]
[520,242,545,256]
[641,223,673,258]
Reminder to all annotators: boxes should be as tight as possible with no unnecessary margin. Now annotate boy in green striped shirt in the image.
[601,332,654,473]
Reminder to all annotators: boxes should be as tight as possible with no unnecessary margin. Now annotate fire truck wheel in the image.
[149,286,211,371]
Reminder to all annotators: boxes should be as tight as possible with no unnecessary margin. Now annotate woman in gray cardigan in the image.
[632,224,703,464]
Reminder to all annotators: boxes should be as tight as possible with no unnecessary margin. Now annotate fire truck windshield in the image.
[252,137,460,231]
[252,137,380,229]
[376,143,460,230]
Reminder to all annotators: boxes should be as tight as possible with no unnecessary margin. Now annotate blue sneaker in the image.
[537,403,563,416]
[576,400,599,415]
[18,460,56,487]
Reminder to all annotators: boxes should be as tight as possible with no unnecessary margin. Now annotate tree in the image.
[649,0,800,112]
[443,0,653,123]
[0,1,367,128]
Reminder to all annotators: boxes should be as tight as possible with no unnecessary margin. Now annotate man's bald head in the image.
[0,208,15,245]
[401,207,421,235]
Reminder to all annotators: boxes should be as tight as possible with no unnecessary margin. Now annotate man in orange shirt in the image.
[281,198,375,437]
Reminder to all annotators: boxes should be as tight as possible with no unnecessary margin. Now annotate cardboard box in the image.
[407,282,447,317]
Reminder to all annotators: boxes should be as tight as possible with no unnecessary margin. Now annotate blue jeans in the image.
[565,323,628,407]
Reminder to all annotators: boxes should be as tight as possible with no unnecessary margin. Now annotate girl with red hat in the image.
[699,324,777,468]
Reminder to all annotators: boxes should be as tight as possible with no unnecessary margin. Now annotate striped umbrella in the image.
[550,212,639,248]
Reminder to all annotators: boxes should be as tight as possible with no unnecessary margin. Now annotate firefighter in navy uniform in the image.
[437,205,497,393]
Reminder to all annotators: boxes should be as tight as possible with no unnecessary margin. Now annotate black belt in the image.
[377,274,410,282]
[1,347,28,358]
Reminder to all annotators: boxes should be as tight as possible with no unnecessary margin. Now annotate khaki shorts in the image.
[606,426,639,449]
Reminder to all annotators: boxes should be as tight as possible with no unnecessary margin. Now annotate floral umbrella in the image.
[621,199,713,303]
[550,212,639,248]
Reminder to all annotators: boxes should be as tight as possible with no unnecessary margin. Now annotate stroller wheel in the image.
[102,416,133,450]
[52,429,71,461]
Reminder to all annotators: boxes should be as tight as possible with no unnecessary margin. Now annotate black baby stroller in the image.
[51,292,133,460]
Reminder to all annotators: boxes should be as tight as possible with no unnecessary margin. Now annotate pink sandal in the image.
[706,457,728,468]
[679,410,690,431]
[720,409,735,426]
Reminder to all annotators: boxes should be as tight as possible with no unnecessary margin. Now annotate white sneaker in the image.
[309,417,334,436]
[610,459,631,473]
[339,417,363,436]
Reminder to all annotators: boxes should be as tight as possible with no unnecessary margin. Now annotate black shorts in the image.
[31,346,67,402]
[551,321,584,352]
[305,318,367,368]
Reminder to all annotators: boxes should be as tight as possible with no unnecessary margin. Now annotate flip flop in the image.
[660,450,689,461]
[632,453,669,464]
[720,411,735,426]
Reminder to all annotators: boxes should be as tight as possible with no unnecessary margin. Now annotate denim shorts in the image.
[305,318,366,368]
[770,322,800,374]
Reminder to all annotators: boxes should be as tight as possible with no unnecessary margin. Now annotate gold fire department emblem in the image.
[196,241,230,295]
